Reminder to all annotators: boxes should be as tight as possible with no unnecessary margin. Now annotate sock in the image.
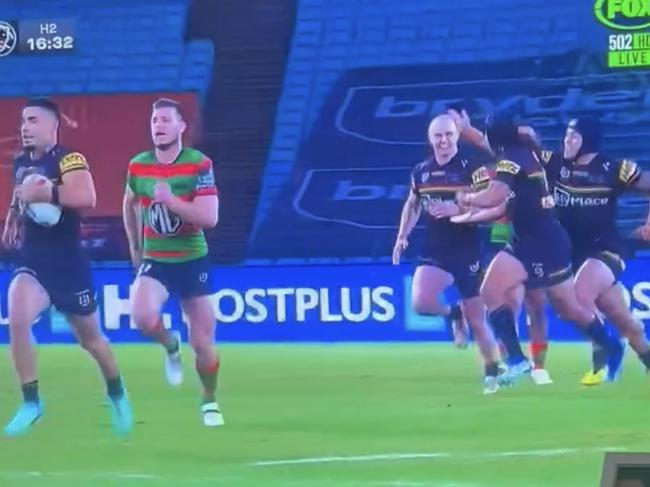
[488,306,526,364]
[498,341,508,362]
[22,380,39,404]
[106,374,125,399]
[530,342,548,370]
[152,320,179,354]
[584,319,619,360]
[484,362,499,378]
[638,349,650,370]
[592,344,607,373]
[196,358,220,403]
[448,303,462,322]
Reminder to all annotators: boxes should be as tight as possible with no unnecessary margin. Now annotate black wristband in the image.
[51,185,60,205]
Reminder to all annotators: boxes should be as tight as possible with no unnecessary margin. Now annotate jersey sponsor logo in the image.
[59,152,88,174]
[496,159,521,176]
[138,262,153,276]
[148,202,182,235]
[0,22,17,57]
[541,195,556,209]
[540,151,554,165]
[553,186,609,207]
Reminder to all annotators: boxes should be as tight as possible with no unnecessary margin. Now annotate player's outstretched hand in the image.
[392,235,408,265]
[633,223,650,241]
[153,181,173,205]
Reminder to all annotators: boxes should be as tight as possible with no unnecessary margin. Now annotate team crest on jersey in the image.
[560,166,571,179]
[421,172,430,183]
[496,159,520,175]
[149,202,182,235]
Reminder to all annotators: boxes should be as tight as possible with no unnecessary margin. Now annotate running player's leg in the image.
[597,283,650,369]
[182,296,223,426]
[66,312,132,436]
[177,257,223,426]
[4,271,50,436]
[523,289,553,384]
[412,264,466,347]
[480,250,529,368]
[546,279,623,380]
[130,269,182,385]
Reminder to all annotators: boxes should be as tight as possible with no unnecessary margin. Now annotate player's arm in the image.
[122,185,143,266]
[459,159,518,208]
[2,187,22,249]
[392,186,421,265]
[451,202,507,224]
[156,159,219,229]
[20,152,96,209]
[396,188,421,239]
[448,109,494,157]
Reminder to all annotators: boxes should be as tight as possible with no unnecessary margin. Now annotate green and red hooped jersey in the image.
[126,148,218,263]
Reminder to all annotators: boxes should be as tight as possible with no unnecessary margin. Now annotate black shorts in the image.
[12,253,97,316]
[418,244,482,299]
[138,256,213,299]
[504,227,573,289]
[571,247,626,282]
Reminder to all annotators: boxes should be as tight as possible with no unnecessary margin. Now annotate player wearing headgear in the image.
[123,98,223,426]
[393,114,502,394]
[531,117,650,385]
[454,113,624,384]
[1,98,132,437]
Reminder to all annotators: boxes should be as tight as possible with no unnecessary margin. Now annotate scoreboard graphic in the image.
[0,18,76,57]
[595,0,650,68]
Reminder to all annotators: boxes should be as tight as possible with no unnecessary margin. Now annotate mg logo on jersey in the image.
[149,202,182,235]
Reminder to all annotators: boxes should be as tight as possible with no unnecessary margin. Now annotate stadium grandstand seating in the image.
[249,0,650,264]
[0,0,213,98]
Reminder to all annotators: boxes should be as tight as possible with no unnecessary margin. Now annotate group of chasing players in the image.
[1,97,222,436]
[393,108,650,394]
[3,95,650,437]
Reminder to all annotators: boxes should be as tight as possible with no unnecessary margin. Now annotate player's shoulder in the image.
[411,157,433,177]
[56,146,89,172]
[181,147,212,166]
[129,150,156,164]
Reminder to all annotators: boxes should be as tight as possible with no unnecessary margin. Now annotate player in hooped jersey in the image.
[393,114,501,394]
[1,98,132,436]
[123,98,223,426]
[454,113,624,383]
[531,117,650,384]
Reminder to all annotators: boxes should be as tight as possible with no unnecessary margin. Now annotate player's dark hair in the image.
[485,112,519,151]
[152,98,184,120]
[24,97,61,121]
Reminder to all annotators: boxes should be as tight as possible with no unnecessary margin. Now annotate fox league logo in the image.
[149,202,182,235]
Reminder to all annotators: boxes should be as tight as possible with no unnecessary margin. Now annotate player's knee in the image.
[79,334,108,356]
[131,309,159,333]
[189,333,213,356]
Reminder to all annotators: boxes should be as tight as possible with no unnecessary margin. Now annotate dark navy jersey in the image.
[493,147,557,238]
[541,150,641,251]
[411,150,489,250]
[13,145,89,256]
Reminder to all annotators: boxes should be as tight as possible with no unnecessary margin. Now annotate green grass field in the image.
[0,343,648,487]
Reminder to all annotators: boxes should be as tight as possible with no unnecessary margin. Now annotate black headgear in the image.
[567,116,601,157]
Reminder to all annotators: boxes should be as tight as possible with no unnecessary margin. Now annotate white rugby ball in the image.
[22,174,62,227]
